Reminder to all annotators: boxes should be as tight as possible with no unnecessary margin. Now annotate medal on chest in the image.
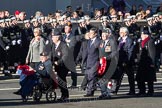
[105,45,111,52]
[57,51,61,56]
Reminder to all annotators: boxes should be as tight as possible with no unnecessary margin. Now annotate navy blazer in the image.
[76,39,88,65]
[118,36,134,64]
[86,37,101,69]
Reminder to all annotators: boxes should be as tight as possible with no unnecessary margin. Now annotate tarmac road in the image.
[0,72,162,108]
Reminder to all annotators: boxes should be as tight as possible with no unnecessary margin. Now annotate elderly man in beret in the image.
[51,29,75,101]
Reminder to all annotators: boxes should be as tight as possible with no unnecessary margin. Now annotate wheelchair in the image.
[21,73,57,102]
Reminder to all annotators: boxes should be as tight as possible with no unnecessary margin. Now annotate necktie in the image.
[89,39,93,47]
[54,44,57,50]
[119,39,124,48]
[103,41,105,47]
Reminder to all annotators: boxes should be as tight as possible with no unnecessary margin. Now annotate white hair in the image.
[120,27,129,35]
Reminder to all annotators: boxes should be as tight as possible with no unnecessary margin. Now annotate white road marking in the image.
[0,87,19,91]
[1,80,162,91]
[0,79,19,82]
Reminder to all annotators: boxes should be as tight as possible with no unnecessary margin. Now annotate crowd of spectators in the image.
[0,1,162,24]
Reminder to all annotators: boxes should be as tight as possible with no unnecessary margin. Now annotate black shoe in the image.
[111,91,117,95]
[126,92,135,95]
[98,94,111,99]
[68,85,78,89]
[146,92,154,97]
[4,72,12,77]
[80,87,86,91]
[84,93,94,97]
[57,96,69,101]
[80,86,86,91]
[136,92,146,97]
[13,90,21,95]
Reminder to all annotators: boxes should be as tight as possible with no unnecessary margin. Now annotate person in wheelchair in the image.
[36,52,57,89]
[37,52,51,78]
[13,52,57,97]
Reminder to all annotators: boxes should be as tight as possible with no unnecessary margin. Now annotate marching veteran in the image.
[98,28,118,99]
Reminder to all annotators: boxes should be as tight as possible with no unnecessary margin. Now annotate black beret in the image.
[143,30,149,34]
[40,52,48,56]
[142,27,150,34]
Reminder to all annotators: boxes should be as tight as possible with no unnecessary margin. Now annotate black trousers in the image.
[137,81,154,94]
[114,64,135,93]
[81,74,88,90]
[55,65,69,98]
[71,71,77,86]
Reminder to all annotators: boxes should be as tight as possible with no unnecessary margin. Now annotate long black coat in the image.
[136,38,156,82]
[52,41,76,73]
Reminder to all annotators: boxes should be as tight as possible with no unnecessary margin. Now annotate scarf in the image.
[141,37,150,48]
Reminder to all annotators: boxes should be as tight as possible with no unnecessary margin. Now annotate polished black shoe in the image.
[13,90,21,95]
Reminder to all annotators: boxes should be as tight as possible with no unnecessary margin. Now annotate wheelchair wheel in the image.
[33,85,42,101]
[46,89,56,102]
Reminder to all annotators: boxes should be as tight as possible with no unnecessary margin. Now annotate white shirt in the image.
[65,33,70,39]
[90,37,97,46]
[55,41,61,50]
[122,36,128,43]
[104,39,109,47]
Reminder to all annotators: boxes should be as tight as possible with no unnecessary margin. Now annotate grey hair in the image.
[120,27,129,35]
